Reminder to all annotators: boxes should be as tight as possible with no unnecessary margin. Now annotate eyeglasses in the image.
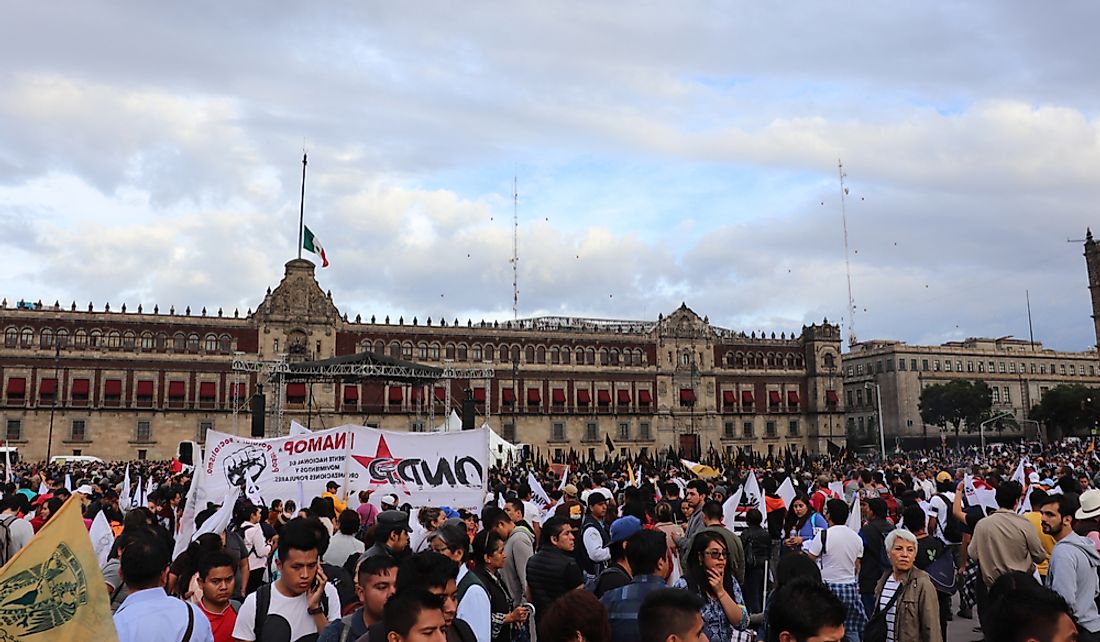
[703,551,728,560]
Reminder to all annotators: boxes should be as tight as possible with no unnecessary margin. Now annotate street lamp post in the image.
[980,411,1014,457]
[1018,418,1043,446]
[867,381,885,461]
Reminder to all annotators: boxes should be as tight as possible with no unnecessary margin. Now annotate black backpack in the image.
[0,515,15,567]
[934,494,963,543]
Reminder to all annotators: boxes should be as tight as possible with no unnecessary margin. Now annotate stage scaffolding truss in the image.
[231,351,495,436]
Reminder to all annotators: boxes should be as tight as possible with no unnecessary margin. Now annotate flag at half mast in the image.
[303,225,329,267]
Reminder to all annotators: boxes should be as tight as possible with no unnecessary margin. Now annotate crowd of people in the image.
[3,438,1100,642]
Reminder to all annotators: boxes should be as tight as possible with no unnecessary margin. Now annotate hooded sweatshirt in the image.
[1046,532,1100,633]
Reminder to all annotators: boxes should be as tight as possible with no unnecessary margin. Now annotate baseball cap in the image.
[1028,471,1040,484]
[381,493,398,507]
[562,483,578,497]
[609,516,643,544]
[326,481,340,490]
[935,471,952,483]
[376,510,412,532]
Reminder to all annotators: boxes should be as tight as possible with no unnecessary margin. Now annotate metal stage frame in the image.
[231,350,495,436]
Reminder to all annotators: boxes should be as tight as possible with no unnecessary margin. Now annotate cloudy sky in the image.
[2,2,1099,352]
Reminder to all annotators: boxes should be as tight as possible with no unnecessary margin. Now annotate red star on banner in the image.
[352,434,403,485]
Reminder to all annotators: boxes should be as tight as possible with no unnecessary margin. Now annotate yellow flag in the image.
[0,496,119,642]
[627,461,636,487]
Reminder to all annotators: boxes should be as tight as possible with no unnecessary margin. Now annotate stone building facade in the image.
[844,337,1100,447]
[1,259,843,461]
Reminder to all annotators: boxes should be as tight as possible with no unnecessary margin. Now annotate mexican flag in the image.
[303,225,329,267]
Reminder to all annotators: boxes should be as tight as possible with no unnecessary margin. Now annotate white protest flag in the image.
[557,465,570,491]
[776,477,797,509]
[89,510,116,566]
[193,489,242,540]
[846,495,862,530]
[173,445,206,560]
[64,473,72,492]
[527,471,551,508]
[743,470,767,516]
[3,444,11,483]
[38,480,49,496]
[120,464,132,511]
[723,486,744,532]
[289,421,312,436]
[1011,458,1028,486]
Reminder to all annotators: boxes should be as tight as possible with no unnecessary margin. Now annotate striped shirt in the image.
[879,577,900,642]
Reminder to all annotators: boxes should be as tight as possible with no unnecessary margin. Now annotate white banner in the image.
[200,424,489,510]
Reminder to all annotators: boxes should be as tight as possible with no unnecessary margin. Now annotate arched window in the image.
[123,331,136,349]
[220,335,233,353]
[402,342,413,360]
[174,333,187,351]
[469,344,480,361]
[141,332,154,350]
[187,334,200,352]
[456,344,468,361]
[499,345,509,362]
[73,329,88,347]
[19,328,33,347]
[550,347,560,364]
[822,353,834,369]
[56,328,69,347]
[536,346,546,364]
[106,331,121,348]
[417,342,428,360]
[374,340,384,354]
[205,334,218,352]
[389,341,401,358]
[560,347,571,365]
[511,346,521,363]
[4,327,16,347]
[429,343,440,360]
[599,348,609,365]
[524,346,535,363]
[89,329,102,348]
[155,332,167,350]
[586,348,595,365]
[40,328,55,349]
[610,349,620,366]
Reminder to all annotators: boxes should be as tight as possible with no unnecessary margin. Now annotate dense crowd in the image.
[3,438,1099,642]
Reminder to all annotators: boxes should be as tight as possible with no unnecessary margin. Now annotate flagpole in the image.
[297,152,307,260]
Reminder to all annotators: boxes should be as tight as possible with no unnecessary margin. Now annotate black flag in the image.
[605,433,616,454]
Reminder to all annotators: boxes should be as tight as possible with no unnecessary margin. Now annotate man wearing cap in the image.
[430,519,491,642]
[1078,489,1100,551]
[576,489,612,579]
[592,516,642,597]
[562,483,578,503]
[810,474,840,515]
[322,481,347,515]
[379,493,399,512]
[361,510,412,563]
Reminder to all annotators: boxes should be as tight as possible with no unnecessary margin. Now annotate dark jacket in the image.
[739,524,772,569]
[859,517,894,594]
[575,515,610,575]
[527,547,584,623]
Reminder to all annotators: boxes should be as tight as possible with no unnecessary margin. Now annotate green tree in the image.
[919,380,993,440]
[1029,384,1100,440]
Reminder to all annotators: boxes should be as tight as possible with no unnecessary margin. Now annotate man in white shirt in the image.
[0,495,34,561]
[429,519,491,642]
[805,498,867,642]
[114,532,214,642]
[926,474,959,547]
[232,518,342,642]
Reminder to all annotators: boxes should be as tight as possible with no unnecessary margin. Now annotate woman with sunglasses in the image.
[673,530,750,642]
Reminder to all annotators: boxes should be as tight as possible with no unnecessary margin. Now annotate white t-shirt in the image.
[804,525,863,584]
[231,581,341,642]
[927,492,955,544]
[523,500,542,526]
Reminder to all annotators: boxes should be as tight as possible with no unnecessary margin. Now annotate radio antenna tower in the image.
[839,159,857,347]
[511,176,519,320]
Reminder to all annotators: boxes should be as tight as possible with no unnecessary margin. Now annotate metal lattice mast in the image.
[511,176,519,320]
[839,159,857,347]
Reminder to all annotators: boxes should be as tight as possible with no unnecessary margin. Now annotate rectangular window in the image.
[978,362,985,373]
[922,359,929,371]
[137,449,147,460]
[1070,365,1077,375]
[788,420,800,436]
[856,389,864,406]
[846,366,854,377]
[992,387,1000,403]
[911,359,918,371]
[999,362,1006,373]
[1040,364,1047,374]
[1009,362,1016,374]
[410,422,425,433]
[638,422,651,440]
[933,360,940,371]
[70,419,86,441]
[503,423,516,442]
[967,361,974,372]
[5,419,21,441]
[199,420,213,443]
[724,422,735,438]
[898,359,906,371]
[1061,364,1067,375]
[618,422,629,440]
[944,361,952,372]
[586,422,598,441]
[956,360,963,372]
[1091,366,1096,376]
[135,421,151,442]
[885,359,894,372]
[1003,386,1011,403]
[876,360,883,374]
[856,364,864,375]
[552,423,565,441]
[846,390,854,407]
[766,421,777,437]
[743,421,754,438]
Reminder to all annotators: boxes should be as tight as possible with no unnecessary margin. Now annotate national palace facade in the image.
[0,259,843,461]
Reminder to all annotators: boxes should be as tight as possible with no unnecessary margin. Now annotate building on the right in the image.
[843,337,1100,448]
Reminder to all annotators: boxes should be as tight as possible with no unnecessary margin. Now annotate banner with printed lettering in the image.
[199,424,490,510]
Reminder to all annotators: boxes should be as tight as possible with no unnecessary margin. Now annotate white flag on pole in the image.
[120,464,132,511]
[89,510,116,566]
[289,421,312,436]
[193,489,242,541]
[846,495,862,530]
[557,465,570,492]
[723,486,744,532]
[776,477,796,509]
[743,471,767,516]
[64,473,72,492]
[527,471,551,508]
[173,445,206,560]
